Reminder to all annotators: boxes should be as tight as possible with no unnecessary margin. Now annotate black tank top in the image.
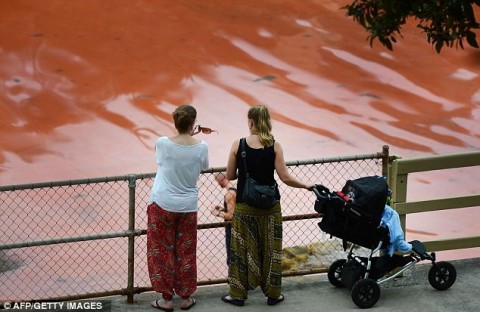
[235,138,280,204]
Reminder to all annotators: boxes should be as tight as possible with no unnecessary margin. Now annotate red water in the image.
[1,0,479,264]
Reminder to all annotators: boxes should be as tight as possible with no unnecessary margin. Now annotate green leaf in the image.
[466,31,479,48]
[385,39,393,50]
[435,40,443,53]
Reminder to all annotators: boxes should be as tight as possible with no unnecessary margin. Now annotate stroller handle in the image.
[312,187,322,198]
[312,184,331,200]
[313,184,331,215]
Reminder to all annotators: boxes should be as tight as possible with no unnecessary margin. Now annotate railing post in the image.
[381,145,389,178]
[390,160,408,231]
[126,174,137,304]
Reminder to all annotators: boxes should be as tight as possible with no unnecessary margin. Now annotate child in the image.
[380,204,412,257]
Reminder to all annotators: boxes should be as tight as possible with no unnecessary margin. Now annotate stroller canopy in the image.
[341,176,389,224]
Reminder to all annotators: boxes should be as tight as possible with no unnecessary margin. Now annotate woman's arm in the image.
[226,139,240,181]
[274,142,314,190]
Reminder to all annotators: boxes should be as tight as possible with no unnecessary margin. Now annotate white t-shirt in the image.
[149,136,209,213]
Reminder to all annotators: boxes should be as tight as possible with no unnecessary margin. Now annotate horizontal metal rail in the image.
[0,230,143,250]
[424,236,480,252]
[395,195,480,214]
[0,214,323,250]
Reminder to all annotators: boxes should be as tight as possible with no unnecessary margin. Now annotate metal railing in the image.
[0,148,389,303]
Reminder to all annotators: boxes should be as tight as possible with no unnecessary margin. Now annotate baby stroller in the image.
[313,176,456,309]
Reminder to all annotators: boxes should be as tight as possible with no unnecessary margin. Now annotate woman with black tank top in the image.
[221,105,315,307]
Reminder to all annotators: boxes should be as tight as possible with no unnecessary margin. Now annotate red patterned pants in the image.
[147,203,197,300]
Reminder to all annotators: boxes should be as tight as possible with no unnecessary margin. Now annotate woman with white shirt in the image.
[147,105,209,311]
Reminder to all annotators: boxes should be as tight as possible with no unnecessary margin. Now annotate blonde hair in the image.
[248,104,274,146]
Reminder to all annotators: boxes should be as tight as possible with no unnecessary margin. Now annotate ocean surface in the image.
[1,0,479,259]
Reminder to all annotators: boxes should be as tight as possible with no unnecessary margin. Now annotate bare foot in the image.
[151,298,174,311]
[180,297,196,310]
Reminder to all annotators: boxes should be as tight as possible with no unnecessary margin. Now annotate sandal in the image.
[180,298,196,310]
[267,294,285,306]
[151,299,174,312]
[221,294,245,306]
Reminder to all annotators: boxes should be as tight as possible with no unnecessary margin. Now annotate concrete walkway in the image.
[102,257,478,312]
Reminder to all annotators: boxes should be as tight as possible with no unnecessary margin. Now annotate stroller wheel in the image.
[428,261,456,290]
[328,259,347,288]
[351,278,380,309]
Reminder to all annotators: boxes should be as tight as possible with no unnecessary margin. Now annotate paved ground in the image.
[96,257,480,312]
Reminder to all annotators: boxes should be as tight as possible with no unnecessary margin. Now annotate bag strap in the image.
[240,138,249,178]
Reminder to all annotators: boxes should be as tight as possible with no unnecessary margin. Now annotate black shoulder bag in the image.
[240,138,277,209]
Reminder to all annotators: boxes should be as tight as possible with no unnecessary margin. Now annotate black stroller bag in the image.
[341,259,366,289]
[316,176,389,249]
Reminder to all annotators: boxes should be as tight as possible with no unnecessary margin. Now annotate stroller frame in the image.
[336,238,427,286]
[313,178,457,309]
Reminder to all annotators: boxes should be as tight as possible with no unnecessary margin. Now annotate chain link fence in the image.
[0,149,387,302]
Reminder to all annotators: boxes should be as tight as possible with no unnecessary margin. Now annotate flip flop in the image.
[221,294,245,306]
[267,294,285,306]
[180,298,196,310]
[151,299,174,312]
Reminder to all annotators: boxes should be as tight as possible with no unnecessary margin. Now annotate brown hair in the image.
[172,105,196,134]
[248,104,274,146]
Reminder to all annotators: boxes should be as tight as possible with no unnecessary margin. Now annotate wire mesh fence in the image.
[0,150,386,302]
